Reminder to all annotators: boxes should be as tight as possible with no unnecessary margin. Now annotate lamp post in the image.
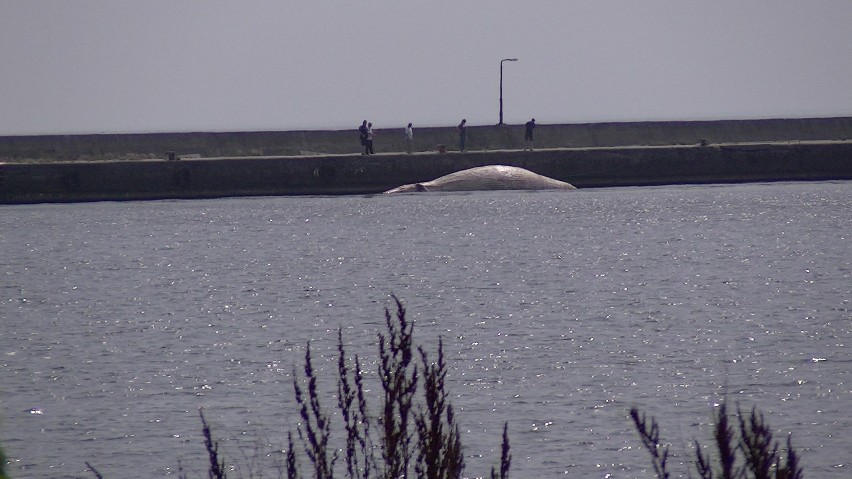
[499,58,518,125]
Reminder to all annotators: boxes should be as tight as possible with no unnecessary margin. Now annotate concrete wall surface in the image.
[2,117,852,163]
[2,142,850,204]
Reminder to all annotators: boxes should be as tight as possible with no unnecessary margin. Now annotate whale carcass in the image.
[383,165,576,194]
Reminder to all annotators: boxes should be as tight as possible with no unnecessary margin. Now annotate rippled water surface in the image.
[2,181,850,478]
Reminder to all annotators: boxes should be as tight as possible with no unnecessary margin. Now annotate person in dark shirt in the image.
[524,118,536,151]
[458,119,467,152]
[359,120,369,154]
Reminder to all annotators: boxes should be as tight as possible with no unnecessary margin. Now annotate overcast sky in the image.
[2,1,851,135]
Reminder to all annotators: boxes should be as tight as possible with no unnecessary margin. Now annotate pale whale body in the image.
[383,165,576,194]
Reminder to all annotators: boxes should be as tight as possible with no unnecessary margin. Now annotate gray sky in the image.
[2,1,851,135]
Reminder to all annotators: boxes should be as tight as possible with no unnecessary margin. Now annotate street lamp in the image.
[499,58,518,125]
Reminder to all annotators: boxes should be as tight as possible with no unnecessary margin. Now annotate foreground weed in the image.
[489,422,511,479]
[285,295,509,479]
[200,408,227,479]
[293,343,337,479]
[632,403,803,479]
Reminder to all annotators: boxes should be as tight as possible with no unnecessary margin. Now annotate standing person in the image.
[404,123,414,154]
[366,122,375,155]
[359,120,369,154]
[524,118,536,151]
[458,119,467,152]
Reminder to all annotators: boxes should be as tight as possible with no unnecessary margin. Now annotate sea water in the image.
[1,181,850,478]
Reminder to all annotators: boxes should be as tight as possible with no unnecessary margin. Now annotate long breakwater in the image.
[2,117,850,204]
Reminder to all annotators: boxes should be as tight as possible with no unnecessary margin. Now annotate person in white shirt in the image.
[405,123,414,154]
[366,122,375,154]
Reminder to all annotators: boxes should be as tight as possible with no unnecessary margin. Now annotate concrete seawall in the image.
[2,142,850,204]
[1,117,851,204]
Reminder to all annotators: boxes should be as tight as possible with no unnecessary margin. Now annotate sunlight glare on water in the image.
[1,181,850,478]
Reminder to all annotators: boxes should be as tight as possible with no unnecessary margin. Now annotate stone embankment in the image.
[1,117,850,204]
